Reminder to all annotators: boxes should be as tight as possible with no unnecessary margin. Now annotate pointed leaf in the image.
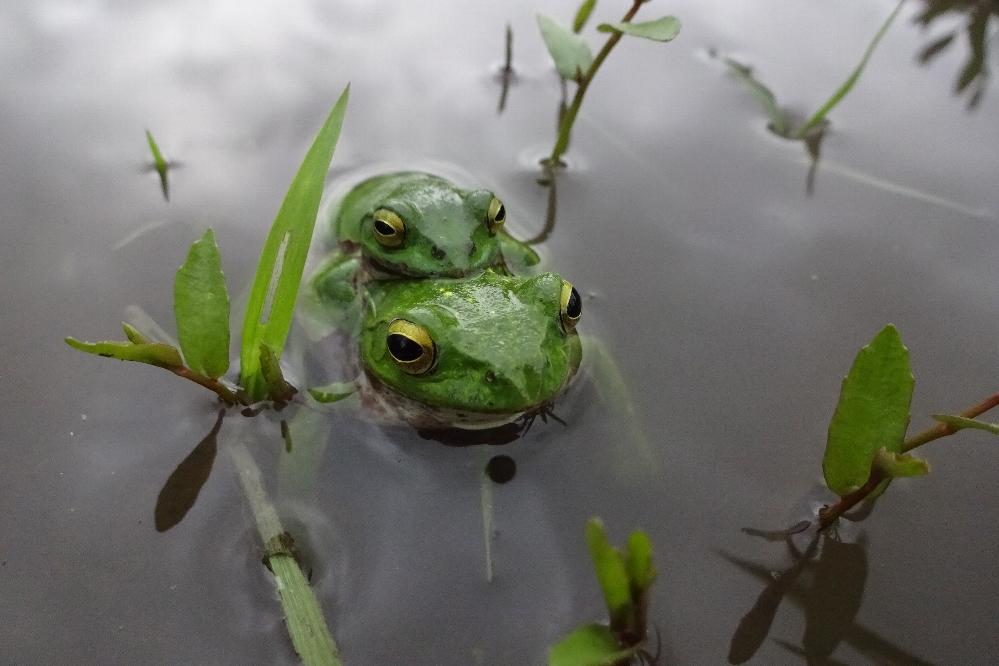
[573,0,597,33]
[66,337,183,368]
[597,16,681,42]
[625,530,656,593]
[146,129,170,201]
[823,325,914,496]
[548,624,636,666]
[259,344,297,403]
[933,414,999,436]
[874,448,930,478]
[240,85,350,400]
[585,518,631,626]
[721,56,791,137]
[174,228,230,379]
[122,322,151,345]
[537,14,594,79]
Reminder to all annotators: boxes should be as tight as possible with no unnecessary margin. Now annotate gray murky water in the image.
[3,0,999,664]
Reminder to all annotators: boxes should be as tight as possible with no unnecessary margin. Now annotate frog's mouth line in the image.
[362,255,474,280]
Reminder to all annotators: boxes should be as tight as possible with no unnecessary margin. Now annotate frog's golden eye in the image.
[559,281,582,332]
[486,197,506,235]
[373,209,405,248]
[386,319,436,375]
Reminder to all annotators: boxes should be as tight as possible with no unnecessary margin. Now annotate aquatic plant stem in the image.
[818,389,999,529]
[548,0,645,165]
[228,441,342,666]
[168,366,238,406]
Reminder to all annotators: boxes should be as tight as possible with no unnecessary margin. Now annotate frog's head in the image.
[360,271,583,426]
[359,185,505,277]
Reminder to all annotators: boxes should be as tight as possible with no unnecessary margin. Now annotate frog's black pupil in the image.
[387,334,423,362]
[374,219,396,236]
[486,455,516,484]
[566,287,582,319]
[494,205,505,222]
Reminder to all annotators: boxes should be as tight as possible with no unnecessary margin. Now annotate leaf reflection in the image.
[154,409,224,532]
[915,0,997,108]
[722,532,936,665]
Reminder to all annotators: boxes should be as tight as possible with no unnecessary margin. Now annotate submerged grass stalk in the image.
[228,441,341,666]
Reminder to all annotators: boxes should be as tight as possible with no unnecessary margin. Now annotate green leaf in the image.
[795,0,904,138]
[122,322,151,345]
[585,518,631,627]
[174,228,230,379]
[548,624,636,666]
[259,344,297,403]
[239,85,350,400]
[625,530,655,593]
[308,382,356,404]
[66,337,183,368]
[537,14,594,80]
[874,448,930,478]
[823,325,914,496]
[597,16,681,42]
[145,129,170,201]
[933,414,999,436]
[720,56,791,137]
[573,0,597,33]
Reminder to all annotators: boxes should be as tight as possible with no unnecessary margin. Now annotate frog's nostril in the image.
[431,245,446,260]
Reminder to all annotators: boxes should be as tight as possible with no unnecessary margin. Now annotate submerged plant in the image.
[549,518,659,666]
[809,325,999,530]
[537,0,681,166]
[145,129,171,201]
[915,0,997,108]
[715,0,905,191]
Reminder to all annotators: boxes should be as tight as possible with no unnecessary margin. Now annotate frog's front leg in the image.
[497,229,541,274]
[298,250,363,340]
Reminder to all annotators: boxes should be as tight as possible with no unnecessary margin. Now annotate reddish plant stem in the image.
[170,366,238,406]
[819,390,999,530]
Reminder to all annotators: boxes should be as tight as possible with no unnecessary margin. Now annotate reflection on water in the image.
[916,0,998,107]
[723,531,936,665]
[154,409,224,532]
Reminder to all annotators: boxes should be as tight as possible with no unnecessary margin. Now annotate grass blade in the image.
[174,228,230,379]
[795,0,905,139]
[239,85,350,400]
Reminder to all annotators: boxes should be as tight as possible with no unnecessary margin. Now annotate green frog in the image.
[310,269,583,429]
[303,171,540,338]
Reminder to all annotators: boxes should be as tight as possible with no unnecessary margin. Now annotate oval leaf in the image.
[174,228,230,379]
[585,518,631,626]
[549,624,636,666]
[823,325,914,496]
[537,14,594,79]
[597,16,681,42]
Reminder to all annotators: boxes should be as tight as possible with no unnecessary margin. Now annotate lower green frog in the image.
[310,269,583,429]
